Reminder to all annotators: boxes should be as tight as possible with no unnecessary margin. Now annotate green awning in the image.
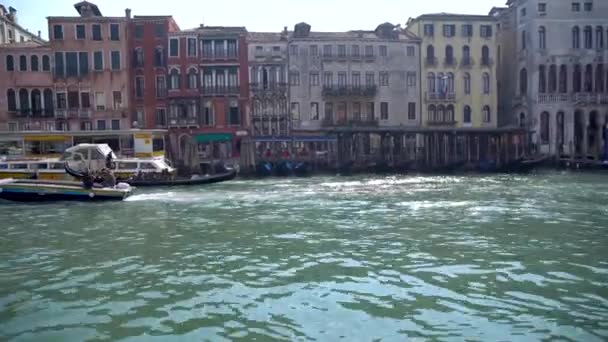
[195,133,233,143]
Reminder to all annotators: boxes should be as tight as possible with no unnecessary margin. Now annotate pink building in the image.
[47,1,131,131]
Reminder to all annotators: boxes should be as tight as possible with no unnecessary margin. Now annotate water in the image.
[1,173,608,341]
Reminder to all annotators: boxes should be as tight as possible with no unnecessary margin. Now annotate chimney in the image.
[37,30,41,38]
[8,6,16,23]
[125,8,131,19]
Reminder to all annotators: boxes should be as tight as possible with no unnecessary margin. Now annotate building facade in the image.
[0,4,45,44]
[47,1,131,131]
[496,0,608,158]
[288,23,421,130]
[248,31,289,138]
[407,14,499,129]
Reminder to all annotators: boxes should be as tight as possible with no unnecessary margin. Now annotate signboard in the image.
[134,133,152,157]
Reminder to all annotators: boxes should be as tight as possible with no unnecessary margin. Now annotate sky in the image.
[9,0,506,40]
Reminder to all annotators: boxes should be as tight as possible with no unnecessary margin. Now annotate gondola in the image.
[124,169,237,187]
[294,161,311,177]
[275,160,294,177]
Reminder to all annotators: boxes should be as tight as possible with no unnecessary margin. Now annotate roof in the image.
[412,12,497,22]
[0,41,49,49]
[293,125,526,134]
[247,32,284,42]
[74,1,102,16]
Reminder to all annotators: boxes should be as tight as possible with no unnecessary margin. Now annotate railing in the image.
[55,109,66,118]
[202,85,240,95]
[253,50,286,60]
[68,108,79,118]
[538,93,608,105]
[425,92,456,102]
[480,57,494,67]
[425,57,438,67]
[79,109,91,118]
[168,117,200,127]
[460,57,474,68]
[426,119,458,126]
[444,57,457,67]
[322,85,377,97]
[250,82,288,94]
[321,117,378,127]
[322,54,375,61]
[201,51,238,61]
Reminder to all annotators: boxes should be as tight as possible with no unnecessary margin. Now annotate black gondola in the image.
[125,169,237,187]
[294,162,311,177]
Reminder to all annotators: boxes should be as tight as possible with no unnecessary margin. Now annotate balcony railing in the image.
[425,92,456,102]
[79,109,91,118]
[67,108,79,118]
[321,117,379,127]
[322,53,375,62]
[250,82,288,94]
[168,117,200,128]
[202,85,240,96]
[444,57,457,67]
[480,57,494,67]
[11,108,55,118]
[460,57,474,68]
[322,85,377,97]
[425,57,438,67]
[201,51,238,61]
[538,93,608,105]
[55,109,66,118]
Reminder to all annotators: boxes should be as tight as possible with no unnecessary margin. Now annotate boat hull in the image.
[0,179,132,202]
[125,170,237,187]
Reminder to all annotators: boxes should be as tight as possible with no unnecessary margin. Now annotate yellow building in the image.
[407,14,498,128]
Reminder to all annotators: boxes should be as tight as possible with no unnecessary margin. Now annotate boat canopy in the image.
[60,144,117,161]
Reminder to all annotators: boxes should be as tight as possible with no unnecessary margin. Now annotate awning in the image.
[24,135,69,142]
[195,133,233,143]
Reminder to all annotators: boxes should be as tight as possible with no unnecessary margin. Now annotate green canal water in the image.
[1,173,608,341]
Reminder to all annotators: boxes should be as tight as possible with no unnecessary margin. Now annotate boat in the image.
[276,160,294,177]
[256,161,273,177]
[294,161,311,177]
[0,178,132,202]
[124,169,237,187]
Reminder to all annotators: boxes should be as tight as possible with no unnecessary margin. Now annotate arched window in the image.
[464,72,471,94]
[6,89,16,111]
[483,105,491,123]
[6,55,14,71]
[539,26,546,49]
[169,68,180,89]
[437,72,445,95]
[447,72,454,93]
[426,45,435,64]
[445,104,454,122]
[538,65,546,93]
[31,89,42,115]
[445,45,454,65]
[19,55,26,71]
[188,68,198,89]
[572,27,580,49]
[42,55,50,71]
[482,72,490,94]
[463,105,472,124]
[521,31,526,50]
[519,68,528,95]
[427,72,435,93]
[462,45,470,65]
[556,111,565,145]
[437,105,445,122]
[428,104,436,122]
[596,26,604,49]
[596,64,604,92]
[559,65,568,93]
[584,26,592,49]
[154,47,165,67]
[19,89,29,113]
[133,48,144,67]
[43,89,53,115]
[30,55,39,71]
[481,45,490,66]
[573,64,582,92]
[519,112,526,128]
[540,111,550,144]
[548,65,557,93]
[584,64,593,92]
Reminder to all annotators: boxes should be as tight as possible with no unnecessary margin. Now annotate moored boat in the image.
[124,169,237,187]
[0,178,132,202]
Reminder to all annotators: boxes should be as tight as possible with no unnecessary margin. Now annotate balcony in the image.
[443,57,457,67]
[253,50,285,61]
[168,117,200,128]
[202,85,240,96]
[425,57,438,67]
[55,109,67,118]
[322,85,377,97]
[425,92,456,102]
[321,117,379,128]
[67,108,80,118]
[480,57,494,67]
[250,82,288,95]
[79,109,91,118]
[201,51,238,62]
[537,93,608,105]
[460,57,474,68]
[322,53,375,62]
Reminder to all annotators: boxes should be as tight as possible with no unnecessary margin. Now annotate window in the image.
[93,51,103,70]
[482,73,490,94]
[366,102,375,120]
[481,45,490,66]
[78,52,88,75]
[111,119,120,130]
[379,45,387,57]
[406,46,415,57]
[380,102,388,120]
[66,52,77,76]
[338,45,346,57]
[290,102,300,121]
[538,2,546,12]
[427,72,436,93]
[187,38,197,57]
[80,121,92,131]
[584,2,592,11]
[462,24,473,37]
[596,26,604,49]
[97,120,106,130]
[462,45,471,66]
[445,45,454,65]
[463,106,472,124]
[323,45,332,57]
[155,23,165,38]
[428,105,436,122]
[310,45,318,56]
[110,24,119,41]
[324,102,333,121]
[522,30,527,50]
[43,89,53,114]
[559,65,568,93]
[520,68,528,94]
[30,55,39,71]
[443,24,456,37]
[111,51,120,70]
[408,102,416,120]
[379,72,389,87]
[338,72,347,87]
[289,71,300,86]
[229,101,240,125]
[6,89,16,111]
[76,24,85,39]
[56,92,66,109]
[464,73,471,94]
[135,24,143,39]
[573,64,582,92]
[311,102,319,120]
[135,76,144,98]
[169,38,179,57]
[365,72,375,86]
[188,69,197,89]
[572,27,580,48]
[133,48,144,67]
[352,72,361,87]
[483,106,491,123]
[595,65,604,92]
[424,24,434,37]
[92,24,102,41]
[19,55,26,71]
[480,25,493,38]
[540,111,549,143]
[549,65,557,92]
[42,55,50,71]
[447,72,454,93]
[156,75,167,97]
[323,72,333,86]
[310,72,319,86]
[113,91,122,110]
[53,25,63,40]
[407,72,416,87]
[95,92,105,110]
[169,69,180,89]
[539,26,546,49]
[154,47,165,66]
[352,45,360,57]
[290,44,298,56]
[67,91,79,109]
[155,108,167,127]
[80,92,90,109]
[365,45,374,57]
[521,7,527,17]
[584,64,593,92]
[572,2,580,11]
[584,26,592,49]
[352,102,361,121]
[5,55,13,71]
[426,45,435,64]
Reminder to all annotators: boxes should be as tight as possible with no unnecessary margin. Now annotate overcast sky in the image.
[10,0,506,39]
